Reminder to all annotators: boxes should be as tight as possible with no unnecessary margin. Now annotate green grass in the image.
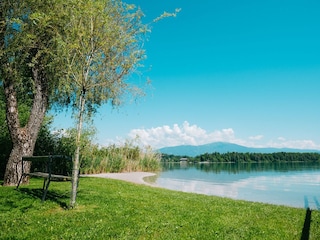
[1,177,319,239]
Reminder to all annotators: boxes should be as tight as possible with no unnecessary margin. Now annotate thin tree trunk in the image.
[70,91,85,208]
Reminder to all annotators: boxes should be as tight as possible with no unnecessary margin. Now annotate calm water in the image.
[146,162,320,209]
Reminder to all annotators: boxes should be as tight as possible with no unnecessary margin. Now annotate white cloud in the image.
[249,135,264,140]
[266,139,319,150]
[128,121,237,149]
[278,137,286,141]
[100,121,320,150]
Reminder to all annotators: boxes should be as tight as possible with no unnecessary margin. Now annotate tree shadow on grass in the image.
[17,188,69,209]
[300,208,312,240]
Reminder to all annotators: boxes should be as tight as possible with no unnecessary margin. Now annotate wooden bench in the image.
[16,155,72,202]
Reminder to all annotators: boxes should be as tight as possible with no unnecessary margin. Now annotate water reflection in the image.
[161,161,320,173]
[146,162,320,209]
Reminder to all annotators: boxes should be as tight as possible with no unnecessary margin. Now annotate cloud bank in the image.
[126,121,320,150]
[128,121,236,148]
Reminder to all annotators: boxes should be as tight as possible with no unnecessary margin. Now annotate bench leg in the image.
[16,174,26,189]
[42,178,51,202]
[42,178,46,190]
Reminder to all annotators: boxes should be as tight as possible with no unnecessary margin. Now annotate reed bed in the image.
[80,143,161,174]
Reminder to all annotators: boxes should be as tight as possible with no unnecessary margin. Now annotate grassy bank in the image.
[1,177,319,239]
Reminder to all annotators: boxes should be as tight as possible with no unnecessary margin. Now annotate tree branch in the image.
[27,61,49,140]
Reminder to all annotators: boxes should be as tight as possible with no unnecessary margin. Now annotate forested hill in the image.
[158,142,320,157]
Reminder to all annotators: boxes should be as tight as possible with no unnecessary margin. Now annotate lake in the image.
[145,162,320,209]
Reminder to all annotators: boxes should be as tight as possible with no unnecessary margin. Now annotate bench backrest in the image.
[22,155,72,176]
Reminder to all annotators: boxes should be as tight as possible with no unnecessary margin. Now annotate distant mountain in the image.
[158,142,320,157]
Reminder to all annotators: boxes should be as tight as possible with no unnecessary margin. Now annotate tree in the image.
[54,0,148,208]
[1,0,148,197]
[0,1,69,185]
[1,0,178,208]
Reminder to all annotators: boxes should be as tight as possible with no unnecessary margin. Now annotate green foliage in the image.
[0,93,10,178]
[80,142,161,174]
[52,0,148,113]
[161,152,320,163]
[153,8,181,22]
[1,177,319,239]
[0,108,160,179]
[51,126,97,158]
[33,116,58,155]
[34,122,161,174]
[0,0,70,100]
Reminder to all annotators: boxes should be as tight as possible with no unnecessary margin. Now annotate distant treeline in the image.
[161,152,320,163]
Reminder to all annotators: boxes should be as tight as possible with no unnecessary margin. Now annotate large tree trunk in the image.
[3,63,48,186]
[3,128,34,186]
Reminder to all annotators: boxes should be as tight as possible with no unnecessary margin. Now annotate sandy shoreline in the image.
[82,172,157,186]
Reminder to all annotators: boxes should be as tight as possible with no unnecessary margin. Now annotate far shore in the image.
[81,172,157,186]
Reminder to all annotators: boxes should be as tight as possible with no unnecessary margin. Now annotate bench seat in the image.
[16,155,71,201]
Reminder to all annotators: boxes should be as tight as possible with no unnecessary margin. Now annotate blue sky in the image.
[52,0,320,149]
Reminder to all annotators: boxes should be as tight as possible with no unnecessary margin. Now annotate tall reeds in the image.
[45,127,161,174]
[80,142,161,174]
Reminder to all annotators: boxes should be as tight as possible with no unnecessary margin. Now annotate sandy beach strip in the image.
[82,172,157,186]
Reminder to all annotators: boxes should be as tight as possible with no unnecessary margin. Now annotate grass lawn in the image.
[1,177,319,239]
